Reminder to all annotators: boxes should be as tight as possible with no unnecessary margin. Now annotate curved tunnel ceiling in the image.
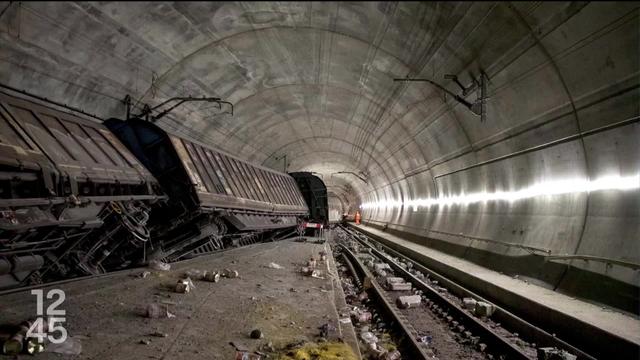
[0,2,638,291]
[0,1,481,199]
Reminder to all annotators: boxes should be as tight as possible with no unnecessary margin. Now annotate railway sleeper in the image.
[341,225,596,360]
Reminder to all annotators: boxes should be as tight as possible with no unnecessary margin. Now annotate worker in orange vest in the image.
[354,210,361,225]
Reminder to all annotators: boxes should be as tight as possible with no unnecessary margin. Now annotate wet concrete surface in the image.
[0,238,359,359]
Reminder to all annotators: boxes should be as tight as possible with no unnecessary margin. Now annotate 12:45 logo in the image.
[26,289,68,344]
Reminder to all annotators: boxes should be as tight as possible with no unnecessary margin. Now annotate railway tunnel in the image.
[0,2,638,359]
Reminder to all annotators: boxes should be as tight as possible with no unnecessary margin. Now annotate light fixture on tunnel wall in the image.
[332,171,368,184]
[393,72,487,122]
[361,173,640,210]
[123,95,234,123]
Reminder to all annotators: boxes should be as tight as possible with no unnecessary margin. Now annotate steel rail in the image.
[341,225,599,360]
[339,246,432,360]
[339,227,533,359]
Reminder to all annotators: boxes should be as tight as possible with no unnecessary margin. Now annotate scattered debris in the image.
[223,269,239,278]
[537,347,577,360]
[417,334,433,345]
[308,257,317,269]
[350,306,374,324]
[360,330,379,344]
[463,297,477,310]
[149,332,168,338]
[0,320,83,356]
[374,263,391,272]
[234,350,262,359]
[276,341,358,360]
[146,303,175,319]
[139,339,151,345]
[261,341,275,352]
[2,319,50,355]
[387,282,412,291]
[184,269,204,279]
[266,262,284,269]
[25,339,45,355]
[475,301,495,317]
[319,322,337,339]
[363,276,373,289]
[175,277,195,293]
[203,271,221,282]
[2,332,25,355]
[44,337,83,355]
[230,341,249,352]
[383,277,404,286]
[131,270,151,278]
[250,329,263,339]
[148,259,171,271]
[396,295,422,309]
[382,349,402,360]
[301,266,324,278]
[319,250,328,261]
[375,269,388,277]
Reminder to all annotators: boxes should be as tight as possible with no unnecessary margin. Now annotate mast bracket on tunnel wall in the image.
[123,95,234,123]
[394,72,488,122]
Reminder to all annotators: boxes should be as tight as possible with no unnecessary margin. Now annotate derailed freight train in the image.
[0,89,308,290]
[289,172,328,226]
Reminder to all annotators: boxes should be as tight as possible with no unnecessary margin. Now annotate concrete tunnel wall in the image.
[0,2,637,310]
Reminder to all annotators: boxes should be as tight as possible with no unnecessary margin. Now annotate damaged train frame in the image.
[0,89,308,290]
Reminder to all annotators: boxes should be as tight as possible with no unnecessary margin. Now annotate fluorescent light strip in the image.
[360,174,640,210]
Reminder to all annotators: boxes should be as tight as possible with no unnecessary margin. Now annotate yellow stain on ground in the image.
[277,341,358,360]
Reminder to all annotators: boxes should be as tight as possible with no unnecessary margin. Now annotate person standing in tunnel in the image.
[354,210,361,225]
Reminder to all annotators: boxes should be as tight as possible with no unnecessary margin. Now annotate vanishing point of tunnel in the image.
[0,2,638,359]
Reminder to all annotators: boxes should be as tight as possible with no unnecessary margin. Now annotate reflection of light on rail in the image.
[360,174,640,210]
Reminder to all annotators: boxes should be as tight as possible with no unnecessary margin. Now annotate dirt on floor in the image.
[0,239,358,360]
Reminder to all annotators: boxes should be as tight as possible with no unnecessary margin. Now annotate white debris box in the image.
[175,278,195,293]
[374,263,391,272]
[475,301,495,317]
[537,347,577,360]
[384,277,405,286]
[388,282,412,291]
[462,297,477,310]
[396,295,422,309]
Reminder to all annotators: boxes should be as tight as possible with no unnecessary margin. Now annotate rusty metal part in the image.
[0,89,164,288]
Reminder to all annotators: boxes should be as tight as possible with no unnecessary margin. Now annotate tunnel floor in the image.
[0,237,360,359]
[353,224,640,347]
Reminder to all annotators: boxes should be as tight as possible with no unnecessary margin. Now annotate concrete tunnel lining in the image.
[0,0,638,317]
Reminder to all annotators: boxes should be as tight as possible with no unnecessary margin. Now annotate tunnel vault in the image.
[0,1,638,311]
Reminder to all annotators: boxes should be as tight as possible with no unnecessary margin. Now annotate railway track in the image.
[333,225,593,360]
